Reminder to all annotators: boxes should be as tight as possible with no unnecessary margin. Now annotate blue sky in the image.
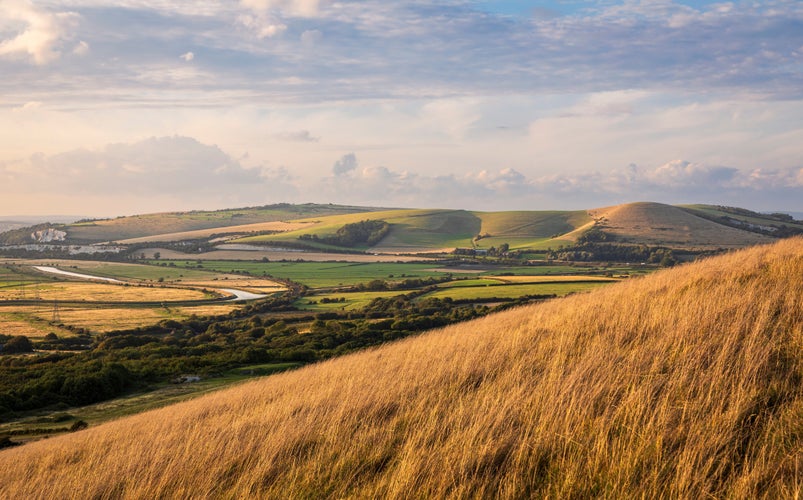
[0,0,801,216]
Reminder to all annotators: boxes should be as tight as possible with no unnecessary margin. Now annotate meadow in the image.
[1,238,800,498]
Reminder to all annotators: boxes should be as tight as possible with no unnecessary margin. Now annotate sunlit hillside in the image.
[1,238,802,498]
[589,201,774,248]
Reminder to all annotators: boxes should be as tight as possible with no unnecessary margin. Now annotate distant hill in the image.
[62,204,379,243]
[3,202,800,252]
[1,238,801,497]
[588,202,777,249]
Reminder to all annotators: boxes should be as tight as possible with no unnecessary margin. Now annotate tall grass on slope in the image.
[1,239,802,498]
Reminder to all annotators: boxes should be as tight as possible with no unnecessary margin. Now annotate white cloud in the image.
[0,0,78,64]
[237,13,286,39]
[11,100,43,112]
[72,39,88,55]
[240,0,324,18]
[180,51,194,61]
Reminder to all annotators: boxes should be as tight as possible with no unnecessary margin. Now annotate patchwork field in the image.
[0,260,283,336]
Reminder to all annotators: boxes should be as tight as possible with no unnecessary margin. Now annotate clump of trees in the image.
[0,336,33,354]
[299,220,391,247]
[548,242,677,267]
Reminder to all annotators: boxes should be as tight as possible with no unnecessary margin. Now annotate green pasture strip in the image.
[422,282,612,301]
[296,291,403,311]
[71,262,219,281]
[162,261,456,288]
[436,278,506,288]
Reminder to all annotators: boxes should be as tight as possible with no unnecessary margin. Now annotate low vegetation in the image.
[1,238,800,497]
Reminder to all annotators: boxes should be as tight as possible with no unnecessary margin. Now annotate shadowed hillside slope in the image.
[1,239,802,498]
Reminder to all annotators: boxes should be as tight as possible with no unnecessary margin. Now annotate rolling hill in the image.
[3,201,799,254]
[588,202,777,249]
[1,238,801,498]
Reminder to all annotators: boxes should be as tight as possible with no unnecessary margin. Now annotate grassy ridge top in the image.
[589,201,775,248]
[2,238,801,498]
[64,204,377,242]
[33,201,795,251]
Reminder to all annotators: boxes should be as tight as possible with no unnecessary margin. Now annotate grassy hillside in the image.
[589,201,775,249]
[472,210,592,250]
[63,204,377,242]
[2,238,801,498]
[235,208,591,252]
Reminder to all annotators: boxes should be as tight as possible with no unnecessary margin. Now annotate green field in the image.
[160,260,635,289]
[296,291,405,311]
[423,281,611,300]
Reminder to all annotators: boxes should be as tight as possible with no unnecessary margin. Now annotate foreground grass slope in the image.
[2,239,802,498]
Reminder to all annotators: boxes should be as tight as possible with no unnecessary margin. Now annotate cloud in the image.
[179,51,194,61]
[275,130,319,142]
[0,0,78,64]
[241,0,324,17]
[0,136,298,213]
[300,29,321,46]
[72,40,89,55]
[332,153,357,175]
[316,154,803,210]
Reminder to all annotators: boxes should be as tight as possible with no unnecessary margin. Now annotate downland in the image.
[0,237,801,498]
[3,201,799,255]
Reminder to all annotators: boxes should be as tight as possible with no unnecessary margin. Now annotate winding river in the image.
[33,266,266,302]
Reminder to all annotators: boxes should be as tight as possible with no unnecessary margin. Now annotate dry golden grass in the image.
[589,201,774,249]
[1,238,802,498]
[0,282,211,303]
[24,304,237,333]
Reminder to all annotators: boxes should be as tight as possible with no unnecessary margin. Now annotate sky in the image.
[1,0,802,217]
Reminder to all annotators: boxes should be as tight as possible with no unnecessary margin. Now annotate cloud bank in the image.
[2,138,798,215]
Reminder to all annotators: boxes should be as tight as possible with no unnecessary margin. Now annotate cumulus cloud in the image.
[237,12,286,38]
[0,0,78,64]
[0,137,298,212]
[332,153,357,175]
[316,154,803,210]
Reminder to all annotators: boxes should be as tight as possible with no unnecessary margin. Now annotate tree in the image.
[1,336,33,354]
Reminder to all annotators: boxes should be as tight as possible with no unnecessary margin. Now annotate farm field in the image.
[423,281,612,300]
[161,260,636,289]
[0,260,282,336]
[0,282,215,303]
